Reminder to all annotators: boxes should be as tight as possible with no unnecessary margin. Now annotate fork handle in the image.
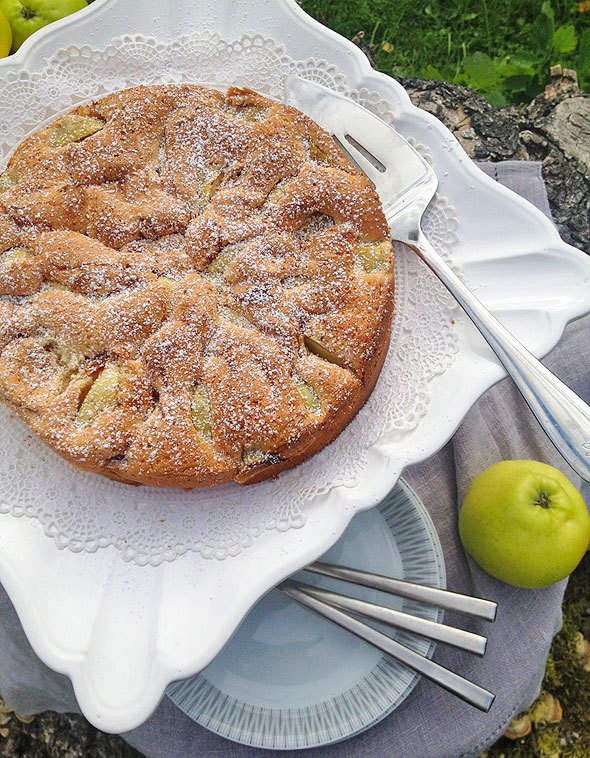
[403,230,590,483]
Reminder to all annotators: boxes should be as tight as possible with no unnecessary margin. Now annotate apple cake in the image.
[0,84,394,487]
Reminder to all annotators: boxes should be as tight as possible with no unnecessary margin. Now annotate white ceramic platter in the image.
[0,0,588,734]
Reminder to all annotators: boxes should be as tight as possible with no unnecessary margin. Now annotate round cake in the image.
[0,84,394,488]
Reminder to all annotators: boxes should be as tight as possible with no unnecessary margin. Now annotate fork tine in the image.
[344,134,387,172]
[330,135,368,177]
[287,579,487,655]
[279,581,495,712]
[331,133,381,179]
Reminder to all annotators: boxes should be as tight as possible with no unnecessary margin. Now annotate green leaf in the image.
[497,60,536,78]
[502,74,536,95]
[553,25,577,55]
[508,54,538,70]
[578,29,590,75]
[420,64,445,80]
[541,1,554,27]
[486,90,508,107]
[529,2,554,53]
[462,51,500,90]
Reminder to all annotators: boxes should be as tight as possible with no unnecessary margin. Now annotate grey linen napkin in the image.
[0,162,587,758]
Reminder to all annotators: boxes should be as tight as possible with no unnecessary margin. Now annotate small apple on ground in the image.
[0,8,11,57]
[459,460,590,589]
[0,0,86,53]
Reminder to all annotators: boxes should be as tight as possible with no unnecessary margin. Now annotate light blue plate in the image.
[166,478,445,750]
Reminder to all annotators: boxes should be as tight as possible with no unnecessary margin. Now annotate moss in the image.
[484,553,590,757]
[543,652,560,691]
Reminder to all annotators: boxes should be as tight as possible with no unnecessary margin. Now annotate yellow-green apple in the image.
[0,8,11,56]
[459,460,590,589]
[0,0,87,52]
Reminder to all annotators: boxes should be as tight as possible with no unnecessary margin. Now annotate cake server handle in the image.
[401,227,590,484]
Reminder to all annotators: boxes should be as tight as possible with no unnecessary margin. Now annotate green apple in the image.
[459,460,590,589]
[0,0,87,53]
[0,8,11,57]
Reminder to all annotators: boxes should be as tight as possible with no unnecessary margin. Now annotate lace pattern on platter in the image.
[0,34,459,566]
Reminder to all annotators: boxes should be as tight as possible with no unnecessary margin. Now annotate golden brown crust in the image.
[0,84,394,488]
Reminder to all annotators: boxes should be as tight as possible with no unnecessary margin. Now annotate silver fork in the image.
[286,76,590,483]
[279,561,497,712]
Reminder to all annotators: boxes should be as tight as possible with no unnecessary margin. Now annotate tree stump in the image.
[400,73,590,252]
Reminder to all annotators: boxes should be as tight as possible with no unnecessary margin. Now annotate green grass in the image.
[300,0,590,104]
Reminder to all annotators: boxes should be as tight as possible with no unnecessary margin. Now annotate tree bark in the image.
[400,74,590,252]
